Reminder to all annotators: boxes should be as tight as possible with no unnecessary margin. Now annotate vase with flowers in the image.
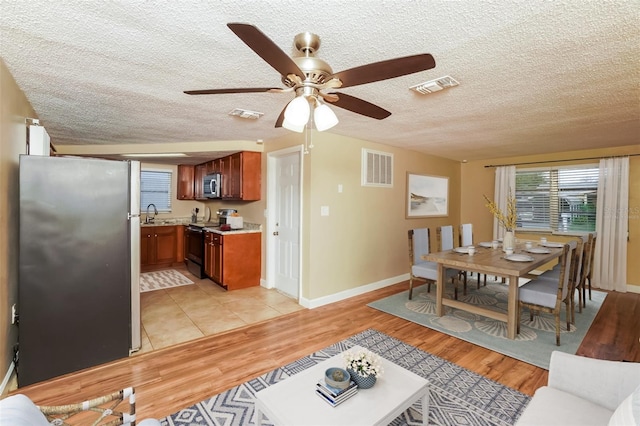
[483,193,517,252]
[343,348,384,389]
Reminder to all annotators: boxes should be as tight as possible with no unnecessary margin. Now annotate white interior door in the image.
[268,148,301,299]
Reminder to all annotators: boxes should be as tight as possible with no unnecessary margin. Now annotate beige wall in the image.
[296,131,461,299]
[461,145,640,289]
[0,59,36,389]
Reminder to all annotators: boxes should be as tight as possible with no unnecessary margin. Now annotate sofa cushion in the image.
[608,384,640,426]
[0,394,49,426]
[516,386,613,426]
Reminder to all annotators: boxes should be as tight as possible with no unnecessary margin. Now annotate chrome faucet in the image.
[145,203,158,223]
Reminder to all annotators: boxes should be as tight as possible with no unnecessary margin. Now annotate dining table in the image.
[423,241,565,339]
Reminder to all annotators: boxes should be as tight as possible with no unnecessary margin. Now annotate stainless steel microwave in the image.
[203,172,222,198]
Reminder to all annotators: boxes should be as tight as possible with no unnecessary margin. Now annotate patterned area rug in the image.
[140,269,194,293]
[368,277,606,369]
[160,329,529,425]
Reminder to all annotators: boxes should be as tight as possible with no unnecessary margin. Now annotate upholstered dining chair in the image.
[459,223,486,288]
[408,228,460,300]
[438,225,467,295]
[518,243,573,346]
[532,238,587,323]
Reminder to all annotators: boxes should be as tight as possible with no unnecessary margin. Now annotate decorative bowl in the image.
[324,367,351,389]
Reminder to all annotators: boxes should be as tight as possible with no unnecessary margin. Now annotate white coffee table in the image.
[254,345,429,425]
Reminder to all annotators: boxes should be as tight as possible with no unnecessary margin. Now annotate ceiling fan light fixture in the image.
[314,103,339,131]
[284,95,310,126]
[282,117,305,133]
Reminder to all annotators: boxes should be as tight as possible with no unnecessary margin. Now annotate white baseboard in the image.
[627,284,640,294]
[299,274,409,309]
[1,361,15,396]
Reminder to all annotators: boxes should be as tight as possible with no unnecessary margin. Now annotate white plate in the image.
[453,247,470,253]
[526,248,551,254]
[479,242,496,248]
[504,254,535,262]
[540,242,563,248]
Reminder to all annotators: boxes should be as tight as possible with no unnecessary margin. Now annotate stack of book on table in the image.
[315,379,358,407]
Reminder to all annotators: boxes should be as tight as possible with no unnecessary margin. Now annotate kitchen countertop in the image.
[141,219,261,234]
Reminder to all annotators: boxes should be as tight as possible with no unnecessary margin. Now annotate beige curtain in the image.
[593,157,629,292]
[493,166,516,240]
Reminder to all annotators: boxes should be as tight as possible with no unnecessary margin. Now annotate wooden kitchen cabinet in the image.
[184,151,261,201]
[141,226,178,271]
[222,151,261,201]
[177,165,195,200]
[194,163,207,200]
[204,231,260,290]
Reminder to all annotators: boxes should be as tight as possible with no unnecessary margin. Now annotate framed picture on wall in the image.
[406,173,449,218]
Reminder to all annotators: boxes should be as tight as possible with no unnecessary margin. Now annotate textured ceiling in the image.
[1,0,639,163]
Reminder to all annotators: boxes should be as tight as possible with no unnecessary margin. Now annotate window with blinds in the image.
[515,164,598,232]
[140,169,172,212]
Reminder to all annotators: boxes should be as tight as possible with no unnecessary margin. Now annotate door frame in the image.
[266,145,304,299]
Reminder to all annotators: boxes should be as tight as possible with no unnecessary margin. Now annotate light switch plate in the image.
[320,206,330,216]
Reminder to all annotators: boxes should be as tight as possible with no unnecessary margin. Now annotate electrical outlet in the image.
[11,304,17,324]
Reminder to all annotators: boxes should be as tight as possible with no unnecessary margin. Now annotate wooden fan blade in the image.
[184,87,280,95]
[228,23,304,79]
[274,103,288,128]
[325,92,391,120]
[329,54,435,88]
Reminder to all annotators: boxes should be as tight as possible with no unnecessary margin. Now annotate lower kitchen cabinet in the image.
[204,231,260,290]
[141,226,178,271]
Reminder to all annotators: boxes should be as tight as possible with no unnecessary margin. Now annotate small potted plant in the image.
[343,348,384,389]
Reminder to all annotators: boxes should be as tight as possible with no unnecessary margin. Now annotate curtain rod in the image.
[484,153,639,168]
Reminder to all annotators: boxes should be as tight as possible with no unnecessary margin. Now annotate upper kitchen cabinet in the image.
[223,151,261,201]
[179,151,261,202]
[177,165,195,200]
[194,163,207,200]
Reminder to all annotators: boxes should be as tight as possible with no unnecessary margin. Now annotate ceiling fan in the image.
[184,23,436,132]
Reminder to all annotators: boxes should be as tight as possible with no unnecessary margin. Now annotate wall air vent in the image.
[228,108,264,119]
[362,148,393,187]
[410,75,459,94]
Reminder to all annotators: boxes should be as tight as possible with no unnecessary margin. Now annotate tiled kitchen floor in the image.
[136,267,305,354]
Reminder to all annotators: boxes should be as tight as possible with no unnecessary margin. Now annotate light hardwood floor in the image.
[9,281,640,422]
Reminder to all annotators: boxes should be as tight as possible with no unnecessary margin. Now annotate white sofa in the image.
[516,351,640,426]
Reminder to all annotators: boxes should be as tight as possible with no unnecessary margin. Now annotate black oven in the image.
[185,225,205,278]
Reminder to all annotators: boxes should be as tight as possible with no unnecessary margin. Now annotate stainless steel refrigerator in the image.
[18,155,141,386]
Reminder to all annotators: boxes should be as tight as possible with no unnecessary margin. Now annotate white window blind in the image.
[515,164,598,232]
[362,148,393,187]
[140,170,172,212]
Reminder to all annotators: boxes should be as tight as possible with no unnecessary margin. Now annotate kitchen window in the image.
[515,164,599,232]
[140,169,172,212]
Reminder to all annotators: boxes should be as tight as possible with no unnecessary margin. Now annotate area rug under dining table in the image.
[160,329,530,426]
[368,277,606,369]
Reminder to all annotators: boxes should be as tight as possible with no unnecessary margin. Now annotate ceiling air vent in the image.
[410,75,459,94]
[228,108,264,119]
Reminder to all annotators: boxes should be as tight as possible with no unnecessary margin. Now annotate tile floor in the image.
[136,267,305,354]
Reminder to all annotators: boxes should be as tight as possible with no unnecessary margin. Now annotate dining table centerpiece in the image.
[343,348,384,389]
[483,193,517,251]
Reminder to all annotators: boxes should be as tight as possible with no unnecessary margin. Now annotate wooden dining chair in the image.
[526,239,582,324]
[584,233,597,303]
[576,233,595,312]
[408,228,460,300]
[518,243,573,346]
[459,223,486,288]
[437,225,467,295]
